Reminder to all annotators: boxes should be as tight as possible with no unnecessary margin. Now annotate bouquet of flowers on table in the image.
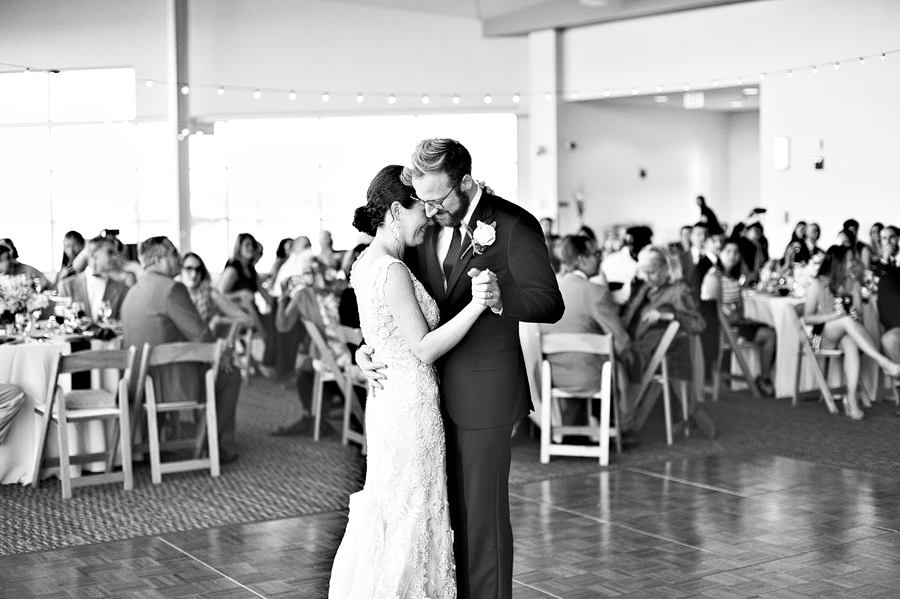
[0,274,52,327]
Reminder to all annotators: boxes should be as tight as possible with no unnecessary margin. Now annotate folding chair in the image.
[212,317,252,384]
[136,340,224,484]
[31,346,137,499]
[301,318,367,454]
[630,321,690,445]
[708,309,763,402]
[787,305,842,414]
[539,333,620,466]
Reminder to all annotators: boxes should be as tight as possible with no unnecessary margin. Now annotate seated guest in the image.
[273,236,314,298]
[179,252,253,332]
[876,226,900,365]
[784,221,811,265]
[731,214,768,286]
[121,236,242,463]
[54,230,85,287]
[838,223,872,268]
[540,236,630,422]
[57,236,129,322]
[701,239,777,396]
[0,238,50,290]
[267,237,294,285]
[601,225,653,306]
[619,245,714,437]
[805,222,824,258]
[804,245,900,420]
[868,222,884,270]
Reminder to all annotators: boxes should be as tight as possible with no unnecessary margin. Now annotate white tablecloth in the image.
[742,292,880,400]
[0,338,118,485]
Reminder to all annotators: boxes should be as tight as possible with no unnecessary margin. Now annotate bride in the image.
[328,165,488,598]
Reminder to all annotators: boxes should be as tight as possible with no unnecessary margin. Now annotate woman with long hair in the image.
[180,252,253,330]
[804,245,900,419]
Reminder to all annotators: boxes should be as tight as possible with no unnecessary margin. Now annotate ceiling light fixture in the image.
[321,92,330,102]
[603,89,610,97]
[712,80,719,88]
[513,93,520,103]
[421,94,430,104]
[484,94,492,104]
[356,93,364,103]
[654,95,668,103]
[388,94,396,104]
[253,89,261,99]
[571,91,579,99]
[833,62,840,70]
[145,80,153,88]
[217,86,225,95]
[453,95,461,104]
[180,84,189,95]
[631,88,638,95]
[759,73,766,81]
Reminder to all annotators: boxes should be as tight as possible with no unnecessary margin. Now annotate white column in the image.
[167,0,192,252]
[526,29,559,224]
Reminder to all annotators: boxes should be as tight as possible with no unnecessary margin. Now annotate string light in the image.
[356,93,364,103]
[631,88,638,95]
[712,79,719,87]
[788,70,793,78]
[421,94,430,104]
[321,92,329,102]
[683,83,690,91]
[833,62,840,70]
[812,65,818,74]
[859,57,865,65]
[736,77,742,85]
[603,90,610,97]
[217,86,225,95]
[180,84,189,95]
[253,89,261,99]
[388,94,396,104]
[145,80,153,88]
[512,93,520,103]
[759,73,766,81]
[882,53,887,60]
[656,84,663,93]
[545,93,552,101]
[571,91,579,99]
[453,94,461,104]
[288,90,296,101]
[484,94,492,104]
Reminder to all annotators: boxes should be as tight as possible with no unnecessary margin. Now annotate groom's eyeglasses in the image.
[411,181,458,211]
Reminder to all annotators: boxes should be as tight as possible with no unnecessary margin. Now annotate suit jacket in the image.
[877,264,900,331]
[57,272,129,321]
[406,192,564,429]
[540,272,629,394]
[121,271,215,404]
[678,250,713,302]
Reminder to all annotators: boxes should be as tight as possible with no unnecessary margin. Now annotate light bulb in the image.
[545,93,552,101]
[736,77,743,85]
[321,92,330,102]
[181,127,190,136]
[180,84,190,95]
[421,94,430,104]
[812,65,818,74]
[356,93,364,103]
[683,83,690,91]
[217,87,225,95]
[712,79,719,87]
[881,53,886,61]
[453,95,460,104]
[145,80,153,88]
[483,94,492,104]
[859,57,865,65]
[788,70,793,78]
[512,93,520,103]
[833,62,840,70]
[253,89,261,99]
[603,90,610,98]
[388,94,396,104]
[631,88,638,95]
[571,91,579,100]
[759,73,766,81]
[656,85,662,93]
[288,90,296,101]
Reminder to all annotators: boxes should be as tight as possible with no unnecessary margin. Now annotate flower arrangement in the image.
[0,275,51,325]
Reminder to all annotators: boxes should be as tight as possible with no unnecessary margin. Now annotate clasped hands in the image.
[469,268,501,312]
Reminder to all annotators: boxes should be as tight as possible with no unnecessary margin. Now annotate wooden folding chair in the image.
[786,304,842,414]
[31,346,137,499]
[539,333,620,466]
[630,321,690,445]
[212,317,252,384]
[136,340,224,484]
[301,318,367,454]
[708,309,763,402]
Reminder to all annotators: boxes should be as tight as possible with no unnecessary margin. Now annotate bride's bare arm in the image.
[383,262,486,364]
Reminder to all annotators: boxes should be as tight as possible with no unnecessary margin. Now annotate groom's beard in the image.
[434,190,471,228]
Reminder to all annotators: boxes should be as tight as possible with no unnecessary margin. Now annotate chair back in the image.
[45,346,137,411]
[134,341,223,410]
[541,332,613,358]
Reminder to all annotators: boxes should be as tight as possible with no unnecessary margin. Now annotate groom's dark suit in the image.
[406,191,563,599]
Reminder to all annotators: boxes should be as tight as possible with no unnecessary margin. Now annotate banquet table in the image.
[741,291,882,401]
[0,336,119,485]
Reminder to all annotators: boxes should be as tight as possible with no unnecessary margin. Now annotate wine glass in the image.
[98,300,112,325]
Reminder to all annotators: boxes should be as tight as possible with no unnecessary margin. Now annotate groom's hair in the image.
[401,138,471,187]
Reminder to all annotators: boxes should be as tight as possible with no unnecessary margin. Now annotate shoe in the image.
[219,451,239,465]
[691,408,717,439]
[271,418,314,436]
[755,376,775,398]
[845,405,865,421]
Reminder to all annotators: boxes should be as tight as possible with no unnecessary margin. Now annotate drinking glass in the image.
[98,300,112,325]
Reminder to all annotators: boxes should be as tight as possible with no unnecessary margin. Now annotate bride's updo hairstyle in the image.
[353,165,417,236]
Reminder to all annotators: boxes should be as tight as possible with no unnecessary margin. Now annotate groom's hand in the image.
[469,268,502,314]
[356,344,387,390]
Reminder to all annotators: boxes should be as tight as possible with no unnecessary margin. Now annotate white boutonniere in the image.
[461,220,497,258]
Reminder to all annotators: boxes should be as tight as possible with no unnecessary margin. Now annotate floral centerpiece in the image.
[0,274,52,326]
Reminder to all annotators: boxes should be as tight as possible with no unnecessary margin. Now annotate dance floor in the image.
[4,452,900,597]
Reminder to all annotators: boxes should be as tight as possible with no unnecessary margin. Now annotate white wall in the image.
[726,111,760,231]
[557,102,733,243]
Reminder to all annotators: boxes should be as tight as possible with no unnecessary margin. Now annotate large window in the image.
[190,113,518,272]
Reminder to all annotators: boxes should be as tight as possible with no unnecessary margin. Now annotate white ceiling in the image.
[322,0,759,36]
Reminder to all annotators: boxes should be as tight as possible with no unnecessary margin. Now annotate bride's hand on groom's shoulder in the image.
[356,345,387,390]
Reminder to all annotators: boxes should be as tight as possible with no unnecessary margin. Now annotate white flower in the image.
[471,221,497,255]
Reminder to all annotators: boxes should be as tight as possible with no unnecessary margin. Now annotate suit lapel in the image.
[445,195,497,295]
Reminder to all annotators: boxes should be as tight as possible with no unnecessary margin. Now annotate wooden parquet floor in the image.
[4,453,900,598]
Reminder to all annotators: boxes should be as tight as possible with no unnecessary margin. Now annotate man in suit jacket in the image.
[121,236,241,463]
[57,236,128,322]
[877,226,900,364]
[678,222,712,302]
[362,139,563,599]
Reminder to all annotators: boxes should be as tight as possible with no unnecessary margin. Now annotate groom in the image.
[362,139,564,598]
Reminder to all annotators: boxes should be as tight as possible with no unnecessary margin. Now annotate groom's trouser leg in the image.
[445,420,515,599]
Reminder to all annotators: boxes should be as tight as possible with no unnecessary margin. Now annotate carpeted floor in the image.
[2,374,899,556]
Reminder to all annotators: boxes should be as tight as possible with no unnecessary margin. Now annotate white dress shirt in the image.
[84,266,107,321]
[436,186,482,287]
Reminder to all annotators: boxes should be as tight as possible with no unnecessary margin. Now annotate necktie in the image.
[443,224,462,282]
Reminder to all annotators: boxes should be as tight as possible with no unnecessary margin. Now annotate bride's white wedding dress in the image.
[328,254,456,598]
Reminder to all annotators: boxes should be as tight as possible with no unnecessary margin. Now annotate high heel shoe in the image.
[845,404,865,421]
